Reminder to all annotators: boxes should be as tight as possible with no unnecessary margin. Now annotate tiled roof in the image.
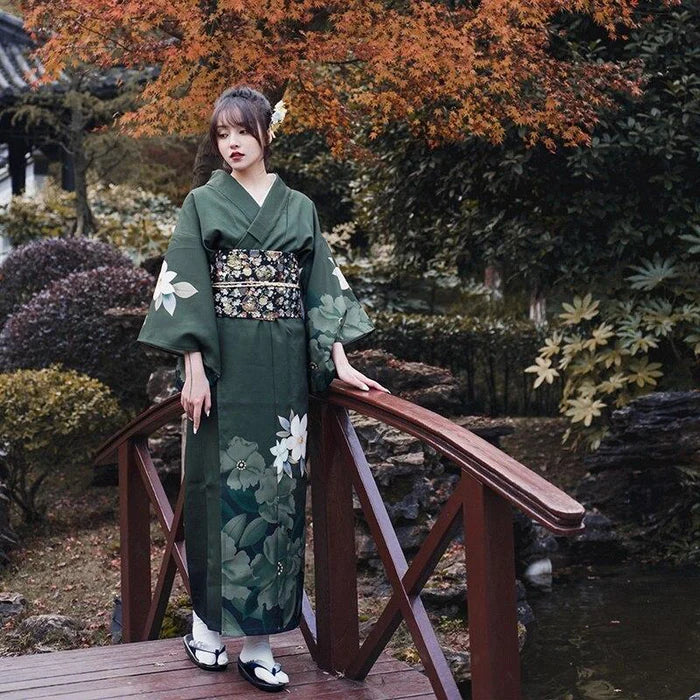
[0,10,159,98]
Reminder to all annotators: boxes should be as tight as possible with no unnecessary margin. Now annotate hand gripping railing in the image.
[93,382,585,700]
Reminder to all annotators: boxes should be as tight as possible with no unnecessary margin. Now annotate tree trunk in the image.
[484,264,503,301]
[192,133,224,189]
[67,90,97,236]
[529,290,547,327]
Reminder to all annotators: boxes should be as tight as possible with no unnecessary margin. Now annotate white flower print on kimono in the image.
[271,409,308,482]
[153,260,199,315]
[328,256,350,290]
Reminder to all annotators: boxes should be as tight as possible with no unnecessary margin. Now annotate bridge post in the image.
[463,476,522,700]
[118,439,151,643]
[309,400,360,671]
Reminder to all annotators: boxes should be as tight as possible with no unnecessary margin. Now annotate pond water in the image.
[519,564,700,700]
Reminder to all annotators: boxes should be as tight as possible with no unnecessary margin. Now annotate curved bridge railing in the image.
[93,382,585,700]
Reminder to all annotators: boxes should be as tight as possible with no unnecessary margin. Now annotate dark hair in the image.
[209,85,273,172]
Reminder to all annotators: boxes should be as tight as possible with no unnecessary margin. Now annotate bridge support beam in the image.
[118,441,151,643]
[310,401,360,672]
[463,476,522,699]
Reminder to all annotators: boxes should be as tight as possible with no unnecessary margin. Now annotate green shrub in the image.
[0,365,125,522]
[366,310,558,415]
[0,265,155,412]
[0,181,76,246]
[0,179,178,266]
[88,182,177,264]
[0,237,132,328]
[525,232,700,448]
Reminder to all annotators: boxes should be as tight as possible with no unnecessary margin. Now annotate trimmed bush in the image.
[0,265,155,412]
[0,181,76,246]
[363,310,559,416]
[0,365,125,522]
[88,182,177,265]
[0,237,132,328]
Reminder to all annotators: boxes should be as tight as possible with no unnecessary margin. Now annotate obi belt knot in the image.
[210,248,303,321]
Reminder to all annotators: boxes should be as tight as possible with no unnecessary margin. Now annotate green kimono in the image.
[137,169,374,636]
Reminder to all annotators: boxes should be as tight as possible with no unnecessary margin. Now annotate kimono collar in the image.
[206,169,289,246]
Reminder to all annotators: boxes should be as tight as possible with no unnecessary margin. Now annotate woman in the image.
[137,85,388,691]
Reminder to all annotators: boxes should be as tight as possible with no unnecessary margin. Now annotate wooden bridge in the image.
[2,382,585,699]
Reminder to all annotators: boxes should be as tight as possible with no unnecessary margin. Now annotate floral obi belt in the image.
[209,248,303,321]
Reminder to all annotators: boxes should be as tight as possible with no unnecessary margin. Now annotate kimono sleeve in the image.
[137,191,221,390]
[300,203,375,394]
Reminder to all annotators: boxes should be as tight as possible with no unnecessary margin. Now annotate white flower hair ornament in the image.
[268,99,287,141]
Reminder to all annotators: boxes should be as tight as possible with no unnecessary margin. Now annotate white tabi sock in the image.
[191,608,229,666]
[240,634,289,684]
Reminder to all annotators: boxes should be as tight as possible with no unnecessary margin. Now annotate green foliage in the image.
[526,235,700,448]
[0,365,125,523]
[0,178,178,265]
[349,2,700,295]
[0,181,76,245]
[368,310,557,416]
[86,133,201,205]
[87,181,178,264]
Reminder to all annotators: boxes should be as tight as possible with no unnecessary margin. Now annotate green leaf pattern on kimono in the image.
[218,422,307,631]
[301,203,376,393]
[220,436,267,490]
[250,529,305,624]
[255,473,297,531]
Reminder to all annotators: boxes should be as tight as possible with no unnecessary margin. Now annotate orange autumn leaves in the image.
[20,0,678,157]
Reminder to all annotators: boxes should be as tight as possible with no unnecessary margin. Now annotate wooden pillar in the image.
[309,400,360,671]
[118,440,151,643]
[8,138,27,195]
[463,476,522,699]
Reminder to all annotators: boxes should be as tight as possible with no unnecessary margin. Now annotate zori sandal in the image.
[237,656,289,692]
[182,633,228,671]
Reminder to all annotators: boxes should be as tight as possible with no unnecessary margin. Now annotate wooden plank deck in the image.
[0,628,437,699]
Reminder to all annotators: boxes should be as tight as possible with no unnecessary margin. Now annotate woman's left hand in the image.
[335,361,390,392]
[332,341,390,393]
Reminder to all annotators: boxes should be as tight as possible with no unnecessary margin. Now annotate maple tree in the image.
[19,0,679,158]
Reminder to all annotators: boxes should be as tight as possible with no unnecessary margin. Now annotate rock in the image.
[522,558,553,591]
[513,511,559,578]
[575,391,699,559]
[440,621,527,684]
[0,592,27,622]
[515,579,535,627]
[443,647,471,683]
[168,605,193,636]
[16,614,83,647]
[91,367,184,493]
[419,543,534,630]
[146,366,179,404]
[451,415,516,449]
[348,349,466,415]
[111,596,122,643]
[565,511,626,564]
[585,391,700,474]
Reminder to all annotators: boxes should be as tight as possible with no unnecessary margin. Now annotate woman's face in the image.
[216,118,267,173]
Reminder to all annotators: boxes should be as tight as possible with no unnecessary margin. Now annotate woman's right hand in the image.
[182,351,211,434]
